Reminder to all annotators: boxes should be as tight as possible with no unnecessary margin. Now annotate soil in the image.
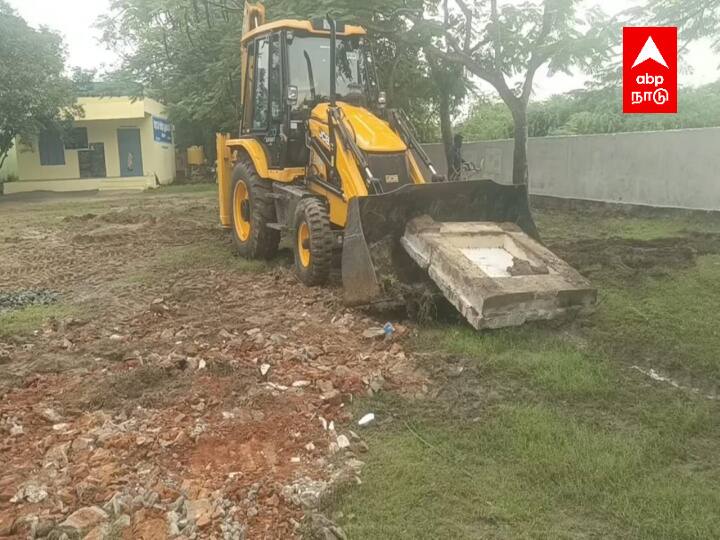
[0,192,427,539]
[549,233,720,278]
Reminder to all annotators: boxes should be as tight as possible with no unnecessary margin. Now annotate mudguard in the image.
[341,179,538,306]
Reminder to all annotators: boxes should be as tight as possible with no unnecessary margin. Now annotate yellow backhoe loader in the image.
[216,2,596,329]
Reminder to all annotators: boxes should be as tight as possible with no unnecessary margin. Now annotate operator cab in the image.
[240,20,380,169]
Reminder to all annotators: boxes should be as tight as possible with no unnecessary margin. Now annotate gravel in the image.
[0,290,59,314]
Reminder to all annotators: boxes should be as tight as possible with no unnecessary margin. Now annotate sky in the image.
[8,0,720,100]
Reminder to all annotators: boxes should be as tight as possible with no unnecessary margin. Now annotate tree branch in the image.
[490,0,501,67]
[453,0,473,52]
[521,1,557,102]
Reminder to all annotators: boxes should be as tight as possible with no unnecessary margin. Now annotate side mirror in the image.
[287,85,298,106]
[378,91,387,109]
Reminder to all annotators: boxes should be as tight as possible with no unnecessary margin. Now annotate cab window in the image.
[269,33,282,123]
[252,36,269,130]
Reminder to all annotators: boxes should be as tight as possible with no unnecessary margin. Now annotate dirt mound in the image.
[62,213,97,223]
[551,233,720,277]
[0,192,428,538]
[98,210,158,225]
[72,223,152,244]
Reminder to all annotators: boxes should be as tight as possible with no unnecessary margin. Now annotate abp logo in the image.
[623,27,677,114]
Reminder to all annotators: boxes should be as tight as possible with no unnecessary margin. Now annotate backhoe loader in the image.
[216,2,596,329]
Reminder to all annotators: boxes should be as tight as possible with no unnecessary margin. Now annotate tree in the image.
[461,98,513,140]
[0,1,78,170]
[645,0,720,53]
[71,68,144,98]
[99,0,247,152]
[461,79,720,140]
[99,0,459,159]
[399,0,612,185]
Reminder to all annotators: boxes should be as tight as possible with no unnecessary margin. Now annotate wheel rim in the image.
[233,180,251,242]
[297,222,311,268]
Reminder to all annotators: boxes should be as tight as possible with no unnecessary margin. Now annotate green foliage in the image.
[99,0,449,148]
[98,0,246,150]
[461,80,720,140]
[647,0,720,53]
[72,68,145,98]
[401,0,614,183]
[461,98,513,141]
[0,1,78,170]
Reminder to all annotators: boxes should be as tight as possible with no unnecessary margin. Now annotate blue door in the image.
[117,129,144,177]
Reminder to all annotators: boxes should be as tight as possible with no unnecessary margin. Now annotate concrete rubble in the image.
[0,198,429,539]
[402,216,597,329]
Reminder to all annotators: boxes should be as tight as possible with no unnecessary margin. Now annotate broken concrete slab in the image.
[401,216,597,329]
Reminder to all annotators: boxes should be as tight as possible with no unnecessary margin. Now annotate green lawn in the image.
[0,303,74,338]
[332,207,720,539]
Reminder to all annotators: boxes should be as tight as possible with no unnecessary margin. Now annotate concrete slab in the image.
[401,216,597,329]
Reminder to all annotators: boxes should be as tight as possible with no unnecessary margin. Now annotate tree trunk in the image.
[510,103,529,186]
[507,99,540,238]
[0,135,13,172]
[438,91,454,177]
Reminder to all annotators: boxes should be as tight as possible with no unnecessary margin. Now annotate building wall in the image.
[0,145,18,180]
[15,115,175,185]
[139,115,176,185]
[423,127,720,211]
[17,119,142,181]
[77,96,145,121]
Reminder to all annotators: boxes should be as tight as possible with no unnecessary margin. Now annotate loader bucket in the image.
[341,179,537,306]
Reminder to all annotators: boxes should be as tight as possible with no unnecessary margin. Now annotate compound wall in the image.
[423,127,720,211]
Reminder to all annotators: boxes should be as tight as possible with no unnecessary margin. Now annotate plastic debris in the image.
[362,327,385,339]
[358,413,375,426]
[383,322,395,337]
[336,434,351,449]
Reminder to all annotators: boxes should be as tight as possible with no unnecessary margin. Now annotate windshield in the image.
[287,35,371,109]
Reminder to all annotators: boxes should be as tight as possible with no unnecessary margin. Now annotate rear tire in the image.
[230,159,279,259]
[293,198,333,286]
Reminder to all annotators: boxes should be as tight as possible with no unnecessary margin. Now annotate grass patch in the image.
[417,326,614,400]
[331,207,720,538]
[592,255,720,381]
[536,208,720,242]
[153,243,269,273]
[336,398,720,539]
[0,304,73,337]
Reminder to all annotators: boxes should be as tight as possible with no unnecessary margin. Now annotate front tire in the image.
[230,159,279,259]
[293,198,333,286]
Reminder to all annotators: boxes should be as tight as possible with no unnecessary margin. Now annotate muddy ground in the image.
[2,189,718,539]
[0,191,426,539]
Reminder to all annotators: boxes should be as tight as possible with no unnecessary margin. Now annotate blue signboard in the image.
[153,117,173,144]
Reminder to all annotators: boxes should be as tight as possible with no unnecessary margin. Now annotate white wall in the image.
[423,127,720,211]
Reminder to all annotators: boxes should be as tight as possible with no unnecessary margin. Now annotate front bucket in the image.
[341,180,537,306]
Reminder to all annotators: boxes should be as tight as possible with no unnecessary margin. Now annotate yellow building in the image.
[1,97,176,194]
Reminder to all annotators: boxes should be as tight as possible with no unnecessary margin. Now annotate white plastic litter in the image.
[358,413,375,426]
[337,434,351,449]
